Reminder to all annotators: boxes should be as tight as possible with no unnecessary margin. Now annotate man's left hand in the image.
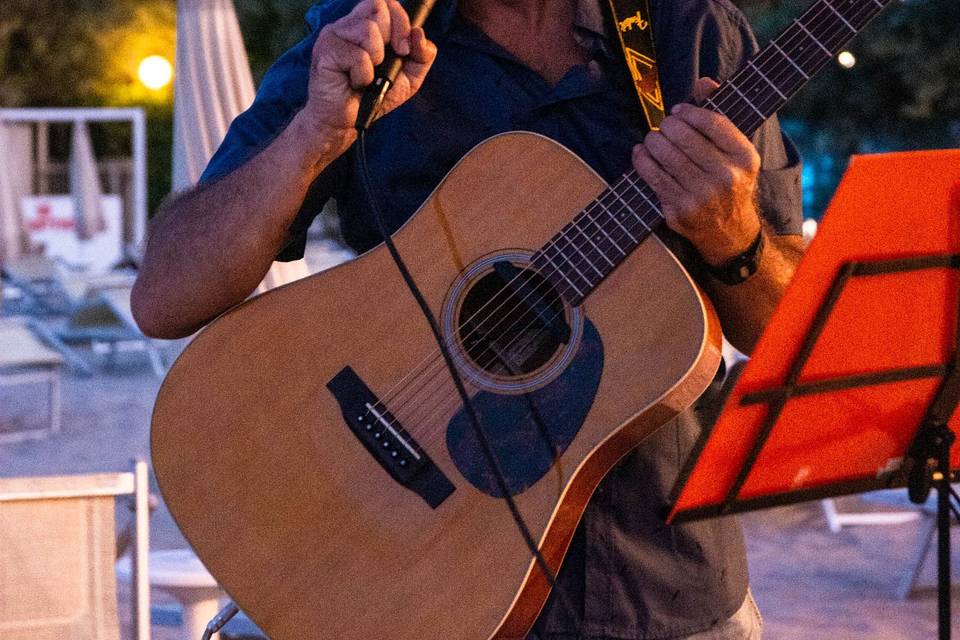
[631,77,762,266]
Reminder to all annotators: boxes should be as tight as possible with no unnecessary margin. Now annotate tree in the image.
[738,0,960,215]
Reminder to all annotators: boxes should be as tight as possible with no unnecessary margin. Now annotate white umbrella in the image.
[0,124,26,267]
[172,0,255,192]
[0,133,23,267]
[173,0,309,290]
[69,121,106,240]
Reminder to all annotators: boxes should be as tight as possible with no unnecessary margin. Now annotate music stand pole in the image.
[906,354,960,640]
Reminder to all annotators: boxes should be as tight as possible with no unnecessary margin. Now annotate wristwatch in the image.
[703,226,765,285]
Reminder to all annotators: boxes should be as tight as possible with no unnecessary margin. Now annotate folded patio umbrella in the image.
[0,123,27,266]
[172,0,255,193]
[173,0,310,290]
[69,121,106,241]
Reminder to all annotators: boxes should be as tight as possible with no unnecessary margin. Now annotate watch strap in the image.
[704,227,765,285]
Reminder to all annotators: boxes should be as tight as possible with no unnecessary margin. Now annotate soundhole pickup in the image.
[326,367,455,508]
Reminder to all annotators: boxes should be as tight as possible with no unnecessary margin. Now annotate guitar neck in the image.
[531,0,893,305]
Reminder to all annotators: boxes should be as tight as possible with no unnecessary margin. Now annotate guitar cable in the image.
[356,126,577,637]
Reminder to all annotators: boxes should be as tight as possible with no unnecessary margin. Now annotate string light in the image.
[837,51,857,69]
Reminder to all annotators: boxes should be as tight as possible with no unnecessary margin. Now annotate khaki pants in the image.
[683,590,763,640]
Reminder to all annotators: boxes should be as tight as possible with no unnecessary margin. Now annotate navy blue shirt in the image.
[202,1,802,637]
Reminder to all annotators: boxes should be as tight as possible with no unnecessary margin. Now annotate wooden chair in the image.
[0,460,151,640]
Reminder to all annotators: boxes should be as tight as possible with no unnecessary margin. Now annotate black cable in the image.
[355,128,577,633]
[201,602,239,640]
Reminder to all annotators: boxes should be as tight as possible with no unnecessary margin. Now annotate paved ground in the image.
[2,343,958,639]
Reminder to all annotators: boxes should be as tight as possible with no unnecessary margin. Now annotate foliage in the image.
[0,0,176,212]
[234,1,315,83]
[2,0,956,217]
[737,0,960,215]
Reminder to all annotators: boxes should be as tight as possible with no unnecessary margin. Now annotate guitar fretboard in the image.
[531,0,892,304]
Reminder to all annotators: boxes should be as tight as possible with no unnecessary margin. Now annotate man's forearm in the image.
[704,232,804,354]
[132,111,350,339]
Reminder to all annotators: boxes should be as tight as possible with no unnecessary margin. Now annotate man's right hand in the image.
[303,0,438,158]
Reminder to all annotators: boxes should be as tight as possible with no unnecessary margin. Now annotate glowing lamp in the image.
[138,55,173,90]
[837,51,856,69]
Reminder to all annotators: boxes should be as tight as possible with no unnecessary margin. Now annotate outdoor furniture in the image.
[0,459,151,640]
[821,497,921,533]
[58,286,167,377]
[0,316,64,443]
[118,548,225,640]
[2,254,72,314]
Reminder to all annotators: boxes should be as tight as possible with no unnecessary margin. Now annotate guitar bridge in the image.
[326,366,455,508]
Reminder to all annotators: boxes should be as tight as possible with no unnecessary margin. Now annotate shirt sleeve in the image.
[198,0,357,261]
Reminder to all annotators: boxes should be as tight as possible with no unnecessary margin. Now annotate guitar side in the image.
[151,132,721,639]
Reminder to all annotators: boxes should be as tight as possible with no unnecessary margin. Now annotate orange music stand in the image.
[666,150,960,638]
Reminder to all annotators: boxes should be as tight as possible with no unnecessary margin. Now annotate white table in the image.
[118,548,225,640]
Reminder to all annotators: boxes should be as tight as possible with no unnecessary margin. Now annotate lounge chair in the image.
[0,316,64,443]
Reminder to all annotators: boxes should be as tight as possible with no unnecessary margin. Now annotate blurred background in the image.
[0,1,958,639]
[1,0,957,220]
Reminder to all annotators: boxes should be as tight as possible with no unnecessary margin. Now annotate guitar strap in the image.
[604,0,665,130]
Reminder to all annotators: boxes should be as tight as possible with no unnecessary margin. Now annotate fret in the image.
[748,60,787,100]
[795,19,833,56]
[771,41,810,80]
[732,62,787,119]
[530,0,894,305]
[584,205,631,254]
[535,248,585,300]
[728,81,766,120]
[570,222,614,271]
[624,179,660,228]
[546,234,594,289]
[557,229,601,285]
[604,196,641,244]
[821,0,857,33]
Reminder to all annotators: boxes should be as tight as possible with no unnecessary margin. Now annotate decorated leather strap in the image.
[605,0,665,130]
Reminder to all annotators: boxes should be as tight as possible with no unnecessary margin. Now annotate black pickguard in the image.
[445,318,604,497]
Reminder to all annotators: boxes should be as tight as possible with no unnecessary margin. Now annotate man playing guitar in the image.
[133,0,805,637]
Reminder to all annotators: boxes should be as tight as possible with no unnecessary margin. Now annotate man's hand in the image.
[304,0,438,159]
[631,77,804,353]
[631,77,761,265]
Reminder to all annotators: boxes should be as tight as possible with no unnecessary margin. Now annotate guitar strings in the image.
[361,0,883,444]
[358,0,885,446]
[372,0,883,443]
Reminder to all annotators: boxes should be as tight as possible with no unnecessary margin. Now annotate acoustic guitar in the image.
[151,0,893,637]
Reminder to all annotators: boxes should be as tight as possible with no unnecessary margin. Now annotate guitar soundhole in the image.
[458,267,564,377]
[442,252,584,394]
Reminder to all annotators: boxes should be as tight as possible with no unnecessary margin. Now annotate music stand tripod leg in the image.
[907,421,957,640]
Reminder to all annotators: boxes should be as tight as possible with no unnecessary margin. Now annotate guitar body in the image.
[151,132,721,639]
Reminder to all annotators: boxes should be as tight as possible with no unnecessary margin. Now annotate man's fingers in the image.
[330,18,385,66]
[658,114,731,177]
[672,103,759,171]
[318,36,375,89]
[388,28,437,104]
[632,144,688,206]
[643,130,708,195]
[692,76,720,105]
[351,0,391,47]
[386,0,411,56]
